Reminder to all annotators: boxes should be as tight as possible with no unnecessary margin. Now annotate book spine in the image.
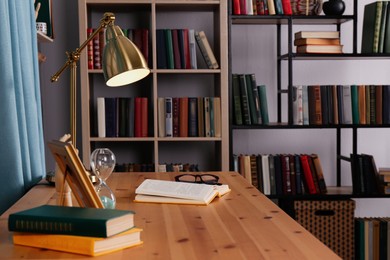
[195,31,219,69]
[158,97,166,137]
[87,28,94,70]
[204,97,211,137]
[140,97,148,137]
[281,0,292,15]
[97,97,105,138]
[165,29,174,69]
[258,85,269,124]
[245,74,258,125]
[156,29,167,69]
[197,97,205,137]
[93,31,101,69]
[172,29,182,69]
[188,97,198,137]
[105,97,118,137]
[232,74,243,125]
[179,97,189,137]
[233,0,241,15]
[373,1,383,53]
[134,97,142,137]
[188,29,197,69]
[172,97,180,137]
[238,74,251,125]
[165,97,173,137]
[213,97,221,138]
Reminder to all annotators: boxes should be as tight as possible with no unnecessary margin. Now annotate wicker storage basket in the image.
[294,200,355,260]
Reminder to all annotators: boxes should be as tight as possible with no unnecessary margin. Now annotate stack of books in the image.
[378,167,390,194]
[294,31,343,54]
[8,205,142,256]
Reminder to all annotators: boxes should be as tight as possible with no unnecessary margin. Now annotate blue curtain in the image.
[0,1,45,214]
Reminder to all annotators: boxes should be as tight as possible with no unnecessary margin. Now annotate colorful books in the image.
[8,205,135,237]
[12,228,143,257]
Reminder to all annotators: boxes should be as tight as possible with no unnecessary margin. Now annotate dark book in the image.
[294,154,303,195]
[245,74,258,125]
[140,97,148,137]
[127,97,135,137]
[274,0,284,15]
[156,29,167,69]
[250,74,262,124]
[256,154,264,193]
[289,154,296,195]
[172,97,180,137]
[379,1,389,53]
[280,154,291,194]
[179,97,189,137]
[141,29,149,65]
[8,205,135,238]
[268,154,276,195]
[362,154,383,194]
[361,1,383,53]
[181,29,191,69]
[250,155,259,189]
[118,97,129,137]
[311,154,327,194]
[350,153,364,194]
[320,85,329,125]
[369,85,376,124]
[238,74,251,125]
[273,154,283,195]
[164,29,174,69]
[232,74,243,125]
[195,31,219,69]
[351,85,359,124]
[383,85,390,124]
[258,85,269,125]
[376,85,383,124]
[379,218,388,259]
[134,97,142,137]
[197,97,205,137]
[337,85,344,124]
[188,97,198,137]
[105,97,118,137]
[308,85,322,125]
[172,29,182,69]
[384,2,390,53]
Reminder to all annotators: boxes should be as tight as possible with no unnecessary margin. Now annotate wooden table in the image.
[0,172,341,259]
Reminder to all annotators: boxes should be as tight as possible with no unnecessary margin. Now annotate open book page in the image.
[214,184,231,197]
[134,179,230,205]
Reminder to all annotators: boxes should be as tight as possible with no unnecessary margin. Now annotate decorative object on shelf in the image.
[51,12,150,148]
[90,148,116,209]
[322,0,345,16]
[290,0,323,16]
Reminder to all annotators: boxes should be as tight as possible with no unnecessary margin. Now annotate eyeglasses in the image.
[174,174,221,185]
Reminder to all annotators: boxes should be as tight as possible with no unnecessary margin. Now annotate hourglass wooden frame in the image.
[48,140,104,208]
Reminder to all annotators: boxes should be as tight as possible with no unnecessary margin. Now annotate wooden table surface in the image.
[0,171,341,259]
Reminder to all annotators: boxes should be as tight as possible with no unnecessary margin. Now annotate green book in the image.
[165,29,174,69]
[378,1,388,53]
[238,74,251,125]
[351,85,359,124]
[258,85,269,125]
[8,205,135,238]
[361,1,383,53]
[232,74,243,125]
[245,74,258,125]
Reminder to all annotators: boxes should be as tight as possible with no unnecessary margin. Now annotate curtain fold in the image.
[0,0,45,214]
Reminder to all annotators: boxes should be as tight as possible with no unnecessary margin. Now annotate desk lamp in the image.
[50,12,149,206]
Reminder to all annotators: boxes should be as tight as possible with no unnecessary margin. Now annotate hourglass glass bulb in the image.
[90,148,116,182]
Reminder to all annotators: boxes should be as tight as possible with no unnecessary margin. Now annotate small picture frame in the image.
[47,140,104,208]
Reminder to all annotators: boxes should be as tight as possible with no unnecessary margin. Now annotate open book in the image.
[134,179,230,205]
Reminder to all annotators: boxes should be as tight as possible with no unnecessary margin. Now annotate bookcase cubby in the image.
[78,0,229,171]
[228,0,390,209]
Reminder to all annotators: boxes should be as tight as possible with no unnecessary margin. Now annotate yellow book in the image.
[13,228,143,257]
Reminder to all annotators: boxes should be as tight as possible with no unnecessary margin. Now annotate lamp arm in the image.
[51,12,116,82]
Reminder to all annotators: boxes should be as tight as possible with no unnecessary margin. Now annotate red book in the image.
[239,0,246,15]
[93,31,101,69]
[233,0,241,14]
[172,97,180,137]
[87,28,94,70]
[300,155,317,194]
[281,0,292,15]
[179,97,189,137]
[140,97,148,137]
[182,29,191,69]
[172,29,181,69]
[134,97,142,137]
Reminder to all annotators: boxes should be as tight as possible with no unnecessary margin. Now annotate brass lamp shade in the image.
[103,24,150,87]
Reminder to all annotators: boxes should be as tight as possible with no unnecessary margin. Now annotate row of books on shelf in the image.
[232,0,292,15]
[362,1,390,54]
[156,29,218,69]
[96,97,149,138]
[8,205,141,256]
[114,162,200,173]
[158,97,221,138]
[355,217,390,260]
[350,153,387,195]
[87,27,149,70]
[292,85,390,126]
[232,73,269,126]
[232,0,322,16]
[294,31,343,54]
[233,153,327,196]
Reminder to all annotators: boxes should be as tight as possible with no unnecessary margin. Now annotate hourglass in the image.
[90,148,116,209]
